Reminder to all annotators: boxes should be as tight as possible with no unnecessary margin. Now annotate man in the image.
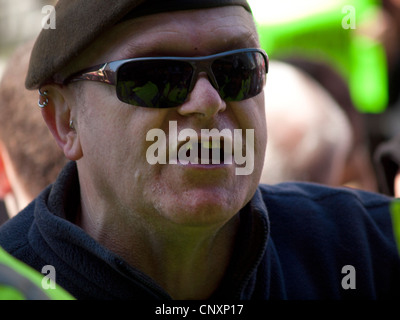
[0,0,399,300]
[0,41,67,223]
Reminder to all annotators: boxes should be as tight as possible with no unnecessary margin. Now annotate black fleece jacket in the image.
[0,161,399,299]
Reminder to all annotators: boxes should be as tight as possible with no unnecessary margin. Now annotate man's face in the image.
[71,6,267,228]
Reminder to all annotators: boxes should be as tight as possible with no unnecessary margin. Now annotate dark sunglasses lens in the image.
[212,52,266,101]
[116,60,193,108]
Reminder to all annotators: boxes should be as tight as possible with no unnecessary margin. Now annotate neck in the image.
[144,217,240,299]
[77,195,240,299]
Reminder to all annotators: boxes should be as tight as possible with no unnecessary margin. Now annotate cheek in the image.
[76,101,165,211]
[77,88,170,176]
[244,94,267,181]
[227,94,266,184]
[76,106,135,188]
[239,94,267,158]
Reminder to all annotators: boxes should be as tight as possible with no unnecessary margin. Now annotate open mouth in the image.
[146,121,254,175]
[179,137,233,165]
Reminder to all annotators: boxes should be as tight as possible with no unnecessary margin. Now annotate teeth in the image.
[176,138,233,165]
[202,140,221,149]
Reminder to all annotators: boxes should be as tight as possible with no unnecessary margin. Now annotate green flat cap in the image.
[26,0,252,90]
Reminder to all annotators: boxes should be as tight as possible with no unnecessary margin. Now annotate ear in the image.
[0,144,12,198]
[40,85,83,161]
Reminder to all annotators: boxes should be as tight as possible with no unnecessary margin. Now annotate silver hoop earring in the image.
[69,120,75,130]
[38,88,49,108]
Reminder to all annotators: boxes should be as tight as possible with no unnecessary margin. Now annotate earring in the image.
[69,120,75,130]
[38,88,49,108]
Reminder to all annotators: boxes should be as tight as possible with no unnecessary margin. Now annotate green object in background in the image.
[0,246,75,300]
[390,199,400,256]
[249,0,388,113]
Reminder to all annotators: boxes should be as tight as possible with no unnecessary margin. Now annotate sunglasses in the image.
[64,48,268,108]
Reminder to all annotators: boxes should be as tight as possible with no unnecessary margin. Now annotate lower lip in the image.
[177,160,234,170]
[177,153,234,168]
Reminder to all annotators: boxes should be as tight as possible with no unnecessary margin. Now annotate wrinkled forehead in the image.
[84,7,258,64]
[25,0,252,90]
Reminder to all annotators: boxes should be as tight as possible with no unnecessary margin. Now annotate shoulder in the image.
[258,182,392,220]
[258,182,390,207]
[258,182,396,248]
[256,183,400,299]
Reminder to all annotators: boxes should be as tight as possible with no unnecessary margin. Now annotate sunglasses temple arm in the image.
[64,63,116,85]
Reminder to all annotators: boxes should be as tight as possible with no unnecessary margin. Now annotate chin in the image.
[158,187,250,227]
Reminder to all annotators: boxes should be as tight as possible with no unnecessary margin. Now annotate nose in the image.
[177,74,226,119]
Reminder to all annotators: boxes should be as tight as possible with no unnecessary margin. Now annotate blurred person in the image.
[284,58,379,192]
[0,41,67,222]
[374,133,400,197]
[0,201,7,225]
[0,0,399,301]
[380,0,400,108]
[250,0,387,191]
[359,0,400,160]
[360,0,400,200]
[261,61,353,186]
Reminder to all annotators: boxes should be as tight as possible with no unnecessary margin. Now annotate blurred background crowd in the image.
[0,0,54,75]
[0,0,399,225]
[251,0,400,197]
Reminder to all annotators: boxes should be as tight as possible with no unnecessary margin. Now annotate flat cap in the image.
[26,0,252,90]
